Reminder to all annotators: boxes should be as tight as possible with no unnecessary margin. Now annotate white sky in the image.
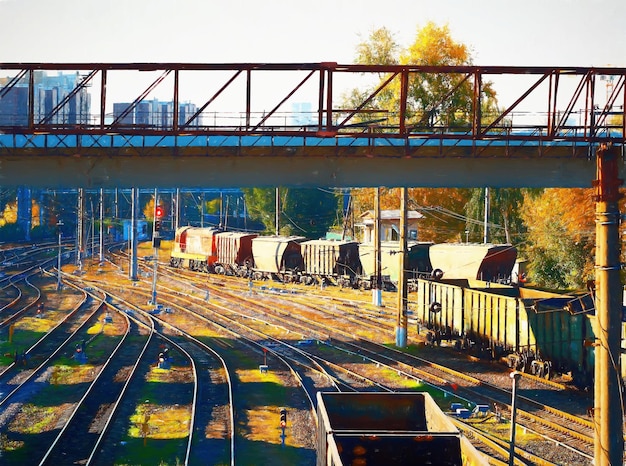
[0,0,623,116]
[0,0,623,66]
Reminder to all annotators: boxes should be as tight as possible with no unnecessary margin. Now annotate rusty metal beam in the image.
[0,63,625,145]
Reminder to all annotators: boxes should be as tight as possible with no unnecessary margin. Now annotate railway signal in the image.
[154,205,164,232]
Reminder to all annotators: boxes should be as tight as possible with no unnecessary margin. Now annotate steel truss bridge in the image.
[0,62,625,188]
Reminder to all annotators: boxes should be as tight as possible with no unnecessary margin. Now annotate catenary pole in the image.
[593,144,623,466]
[396,187,408,347]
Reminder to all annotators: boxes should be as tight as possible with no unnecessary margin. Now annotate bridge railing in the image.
[0,63,625,145]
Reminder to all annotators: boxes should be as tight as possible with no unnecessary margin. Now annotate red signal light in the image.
[155,206,164,218]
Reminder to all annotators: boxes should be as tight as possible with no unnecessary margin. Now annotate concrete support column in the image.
[76,188,84,270]
[396,187,408,348]
[593,145,623,466]
[372,187,382,307]
[130,187,138,281]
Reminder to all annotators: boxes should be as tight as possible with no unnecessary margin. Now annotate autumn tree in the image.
[348,23,496,238]
[350,22,498,128]
[143,196,168,221]
[520,188,596,290]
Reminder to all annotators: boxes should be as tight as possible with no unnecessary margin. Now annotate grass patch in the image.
[9,403,71,434]
[128,404,191,440]
[243,407,296,445]
[0,433,24,452]
[146,366,193,384]
[237,368,283,384]
[110,437,186,466]
[466,416,542,445]
[163,313,222,338]
[0,328,46,365]
[49,364,98,385]
[86,314,126,337]
[377,366,425,389]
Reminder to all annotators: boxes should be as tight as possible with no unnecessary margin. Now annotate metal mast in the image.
[593,144,624,465]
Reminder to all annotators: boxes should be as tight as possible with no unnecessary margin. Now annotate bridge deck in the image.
[1,63,625,188]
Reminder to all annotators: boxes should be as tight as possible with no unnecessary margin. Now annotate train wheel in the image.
[431,269,444,281]
[543,361,552,379]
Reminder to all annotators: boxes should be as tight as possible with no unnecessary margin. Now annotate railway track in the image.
[71,246,609,464]
[61,261,321,465]
[152,264,601,464]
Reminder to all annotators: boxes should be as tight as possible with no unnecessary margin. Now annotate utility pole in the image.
[56,221,63,290]
[151,188,159,307]
[275,187,280,235]
[200,191,204,228]
[483,187,490,244]
[99,188,104,264]
[593,144,623,466]
[130,187,138,281]
[174,188,180,231]
[508,371,521,466]
[77,188,84,272]
[396,187,408,348]
[373,187,382,307]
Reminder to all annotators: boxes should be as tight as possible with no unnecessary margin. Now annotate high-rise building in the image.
[111,98,200,129]
[0,71,91,126]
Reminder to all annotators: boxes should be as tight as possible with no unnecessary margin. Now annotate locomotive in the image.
[169,226,518,289]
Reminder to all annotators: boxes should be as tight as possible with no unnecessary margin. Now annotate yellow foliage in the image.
[128,404,191,439]
[402,22,469,66]
[236,368,282,384]
[3,202,17,224]
[350,187,471,242]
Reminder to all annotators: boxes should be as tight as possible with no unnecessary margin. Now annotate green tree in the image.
[243,187,340,238]
[465,188,526,244]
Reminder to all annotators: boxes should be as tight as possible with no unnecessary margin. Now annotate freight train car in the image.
[169,228,516,293]
[316,392,486,466]
[300,239,362,287]
[358,241,433,289]
[250,235,306,281]
[214,231,258,276]
[429,243,517,283]
[169,226,221,272]
[416,277,597,387]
